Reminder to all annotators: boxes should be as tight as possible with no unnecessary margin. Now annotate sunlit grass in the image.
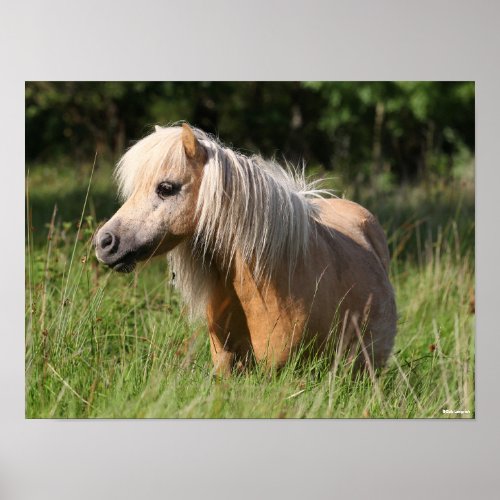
[25,162,475,418]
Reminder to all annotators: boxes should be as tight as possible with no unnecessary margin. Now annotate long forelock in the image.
[114,126,187,201]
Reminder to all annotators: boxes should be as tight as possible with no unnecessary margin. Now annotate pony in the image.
[95,123,397,375]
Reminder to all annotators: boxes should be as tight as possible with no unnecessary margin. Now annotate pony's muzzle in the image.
[94,226,138,273]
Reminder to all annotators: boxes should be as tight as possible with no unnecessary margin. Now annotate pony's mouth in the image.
[112,260,137,273]
[104,250,140,274]
[95,232,165,274]
[106,244,159,273]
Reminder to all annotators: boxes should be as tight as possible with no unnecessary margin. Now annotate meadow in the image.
[25,159,475,418]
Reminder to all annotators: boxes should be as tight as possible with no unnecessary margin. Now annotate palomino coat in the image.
[95,124,397,374]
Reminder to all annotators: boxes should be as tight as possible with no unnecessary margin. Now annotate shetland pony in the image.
[95,124,397,374]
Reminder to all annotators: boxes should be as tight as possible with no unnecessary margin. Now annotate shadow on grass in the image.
[26,163,475,262]
[355,179,475,263]
[28,186,119,243]
[26,163,120,248]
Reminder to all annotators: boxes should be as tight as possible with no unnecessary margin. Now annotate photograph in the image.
[25,81,475,418]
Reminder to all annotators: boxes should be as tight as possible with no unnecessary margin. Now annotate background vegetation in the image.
[25,82,475,418]
[26,81,474,180]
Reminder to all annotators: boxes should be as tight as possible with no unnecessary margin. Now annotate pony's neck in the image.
[194,145,317,286]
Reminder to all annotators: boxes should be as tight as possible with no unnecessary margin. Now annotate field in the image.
[25,160,475,418]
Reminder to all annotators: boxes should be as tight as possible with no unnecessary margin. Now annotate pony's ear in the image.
[154,125,162,132]
[182,123,206,164]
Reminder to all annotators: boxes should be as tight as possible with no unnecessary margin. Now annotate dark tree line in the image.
[25,81,474,181]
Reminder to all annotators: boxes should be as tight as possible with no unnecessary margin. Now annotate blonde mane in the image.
[115,125,330,319]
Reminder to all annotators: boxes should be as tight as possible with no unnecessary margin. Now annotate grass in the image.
[25,160,475,418]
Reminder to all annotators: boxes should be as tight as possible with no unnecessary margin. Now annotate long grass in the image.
[25,161,475,418]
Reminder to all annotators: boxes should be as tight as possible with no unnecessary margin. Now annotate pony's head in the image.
[96,122,326,318]
[95,124,207,272]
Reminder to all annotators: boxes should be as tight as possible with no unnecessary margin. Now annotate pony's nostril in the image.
[99,232,117,252]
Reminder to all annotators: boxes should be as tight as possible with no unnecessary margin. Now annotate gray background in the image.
[1,0,499,498]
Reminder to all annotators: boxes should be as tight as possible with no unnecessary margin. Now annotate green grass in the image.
[25,161,475,418]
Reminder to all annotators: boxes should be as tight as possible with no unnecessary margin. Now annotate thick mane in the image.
[116,125,330,319]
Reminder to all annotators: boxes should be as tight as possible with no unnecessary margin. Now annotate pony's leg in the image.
[207,330,235,376]
[206,280,252,376]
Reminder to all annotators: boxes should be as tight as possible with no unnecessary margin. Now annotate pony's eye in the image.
[156,181,180,199]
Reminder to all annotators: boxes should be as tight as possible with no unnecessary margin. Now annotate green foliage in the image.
[26,82,474,181]
[306,81,474,179]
